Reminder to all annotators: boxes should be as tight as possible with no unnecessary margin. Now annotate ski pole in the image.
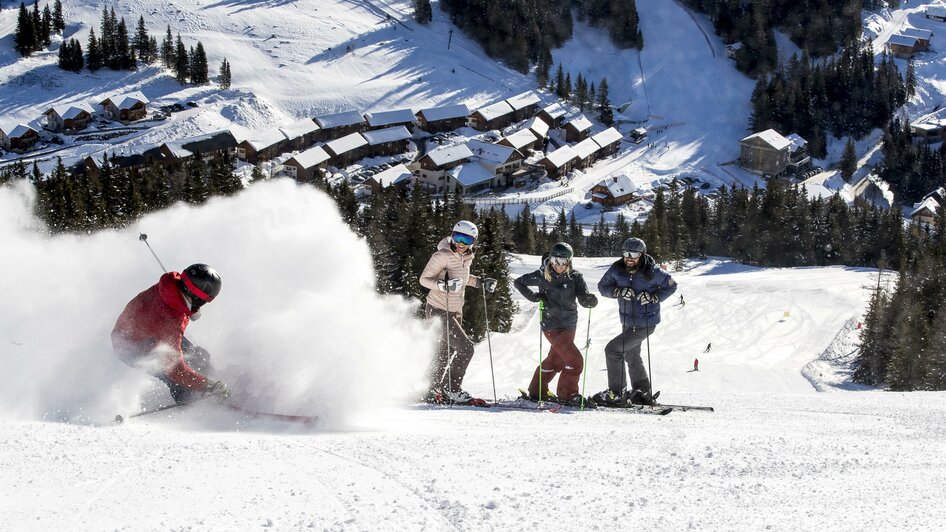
[580,306,592,410]
[114,393,212,423]
[536,299,544,403]
[481,282,498,405]
[644,305,653,402]
[139,233,168,273]
[442,268,452,395]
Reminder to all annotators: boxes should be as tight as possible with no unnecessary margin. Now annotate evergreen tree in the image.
[906,58,916,98]
[554,63,565,99]
[412,0,432,24]
[52,0,64,33]
[840,137,857,182]
[41,4,51,46]
[174,34,189,84]
[597,77,613,125]
[116,17,136,70]
[86,28,103,72]
[190,41,209,83]
[161,25,174,68]
[218,57,232,89]
[133,15,151,63]
[15,3,37,56]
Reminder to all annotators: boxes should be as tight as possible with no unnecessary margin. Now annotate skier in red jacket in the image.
[112,264,230,404]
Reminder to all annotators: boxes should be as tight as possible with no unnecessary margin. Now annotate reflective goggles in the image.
[550,256,571,267]
[452,232,475,246]
[622,250,643,259]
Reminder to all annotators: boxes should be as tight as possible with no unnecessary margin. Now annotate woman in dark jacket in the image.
[514,242,597,405]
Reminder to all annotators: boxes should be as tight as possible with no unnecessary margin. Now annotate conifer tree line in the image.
[435,0,641,75]
[853,215,946,391]
[750,42,908,159]
[14,0,64,56]
[876,118,946,205]
[681,0,865,76]
[543,65,613,125]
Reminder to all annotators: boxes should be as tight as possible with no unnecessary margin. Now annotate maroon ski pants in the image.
[528,329,584,399]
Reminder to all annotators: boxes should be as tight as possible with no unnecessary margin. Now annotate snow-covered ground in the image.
[2,180,945,530]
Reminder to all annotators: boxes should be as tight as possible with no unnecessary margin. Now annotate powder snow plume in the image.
[0,179,435,428]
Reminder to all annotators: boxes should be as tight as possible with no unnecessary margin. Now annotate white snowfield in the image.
[2,179,945,530]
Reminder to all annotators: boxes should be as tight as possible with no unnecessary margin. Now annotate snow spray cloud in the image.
[0,179,435,426]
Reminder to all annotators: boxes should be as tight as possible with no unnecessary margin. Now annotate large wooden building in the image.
[738,129,791,176]
[42,102,95,132]
[282,146,331,183]
[99,92,149,123]
[591,175,639,207]
[415,104,470,133]
[469,100,516,131]
[0,123,39,153]
[314,111,366,140]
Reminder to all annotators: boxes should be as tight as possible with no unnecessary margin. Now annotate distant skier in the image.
[704,342,711,353]
[112,264,231,405]
[419,221,497,404]
[513,242,598,406]
[679,294,685,306]
[593,237,677,406]
[693,358,699,371]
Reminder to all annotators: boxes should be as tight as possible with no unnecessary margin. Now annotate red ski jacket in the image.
[111,272,208,390]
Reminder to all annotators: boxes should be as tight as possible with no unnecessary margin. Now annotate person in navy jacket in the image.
[594,238,676,406]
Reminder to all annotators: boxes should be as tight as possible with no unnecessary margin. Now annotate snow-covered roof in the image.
[525,117,549,138]
[315,110,365,129]
[291,145,330,168]
[467,139,516,165]
[544,145,578,168]
[591,127,622,148]
[364,109,415,128]
[911,196,941,217]
[3,123,37,138]
[540,102,566,119]
[565,115,592,133]
[911,119,946,132]
[596,174,638,197]
[573,138,599,159]
[371,163,413,187]
[501,129,538,150]
[474,101,515,122]
[243,129,289,151]
[505,91,540,111]
[102,92,149,110]
[928,6,946,18]
[164,130,238,157]
[741,129,791,151]
[326,132,368,155]
[889,34,919,48]
[425,144,473,167]
[418,104,470,122]
[47,102,95,119]
[785,133,807,152]
[361,125,411,145]
[279,118,320,139]
[902,27,933,41]
[449,162,494,187]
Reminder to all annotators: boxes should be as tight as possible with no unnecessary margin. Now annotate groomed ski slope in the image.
[2,180,946,530]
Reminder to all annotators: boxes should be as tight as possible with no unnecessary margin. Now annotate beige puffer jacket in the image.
[419,237,479,313]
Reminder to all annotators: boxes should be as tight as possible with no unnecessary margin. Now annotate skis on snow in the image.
[114,398,318,425]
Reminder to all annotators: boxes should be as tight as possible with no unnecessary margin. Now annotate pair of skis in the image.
[114,398,319,425]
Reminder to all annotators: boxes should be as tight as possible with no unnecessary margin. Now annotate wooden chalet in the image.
[525,116,550,140]
[99,92,149,123]
[0,123,39,153]
[279,118,321,151]
[324,132,369,167]
[785,133,811,173]
[415,104,470,133]
[314,111,366,140]
[42,102,95,132]
[163,130,239,162]
[237,129,290,163]
[505,91,540,121]
[467,139,524,184]
[364,109,415,132]
[591,127,623,158]
[468,101,516,131]
[497,129,539,153]
[361,126,412,157]
[282,145,331,183]
[537,102,566,128]
[738,129,791,176]
[911,118,946,141]
[412,143,474,194]
[902,28,933,50]
[926,6,946,21]
[538,145,578,179]
[363,163,412,194]
[572,138,600,169]
[888,34,918,59]
[563,115,593,142]
[911,187,946,225]
[591,175,639,207]
[84,145,176,175]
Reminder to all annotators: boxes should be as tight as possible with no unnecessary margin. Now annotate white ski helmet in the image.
[451,220,479,244]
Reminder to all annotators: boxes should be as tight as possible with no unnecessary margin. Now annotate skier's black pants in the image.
[604,324,655,393]
[425,303,475,393]
[158,337,214,404]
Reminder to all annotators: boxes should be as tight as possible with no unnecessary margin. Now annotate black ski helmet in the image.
[550,242,574,260]
[180,263,222,303]
[622,237,646,255]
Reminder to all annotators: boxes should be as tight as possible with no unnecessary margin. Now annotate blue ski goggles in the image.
[452,232,475,246]
[622,250,642,259]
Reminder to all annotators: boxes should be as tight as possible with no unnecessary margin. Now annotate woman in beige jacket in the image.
[419,220,496,404]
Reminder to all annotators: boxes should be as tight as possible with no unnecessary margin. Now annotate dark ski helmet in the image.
[550,242,574,260]
[180,263,222,303]
[622,237,646,255]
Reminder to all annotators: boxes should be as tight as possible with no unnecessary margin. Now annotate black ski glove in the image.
[580,294,598,308]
